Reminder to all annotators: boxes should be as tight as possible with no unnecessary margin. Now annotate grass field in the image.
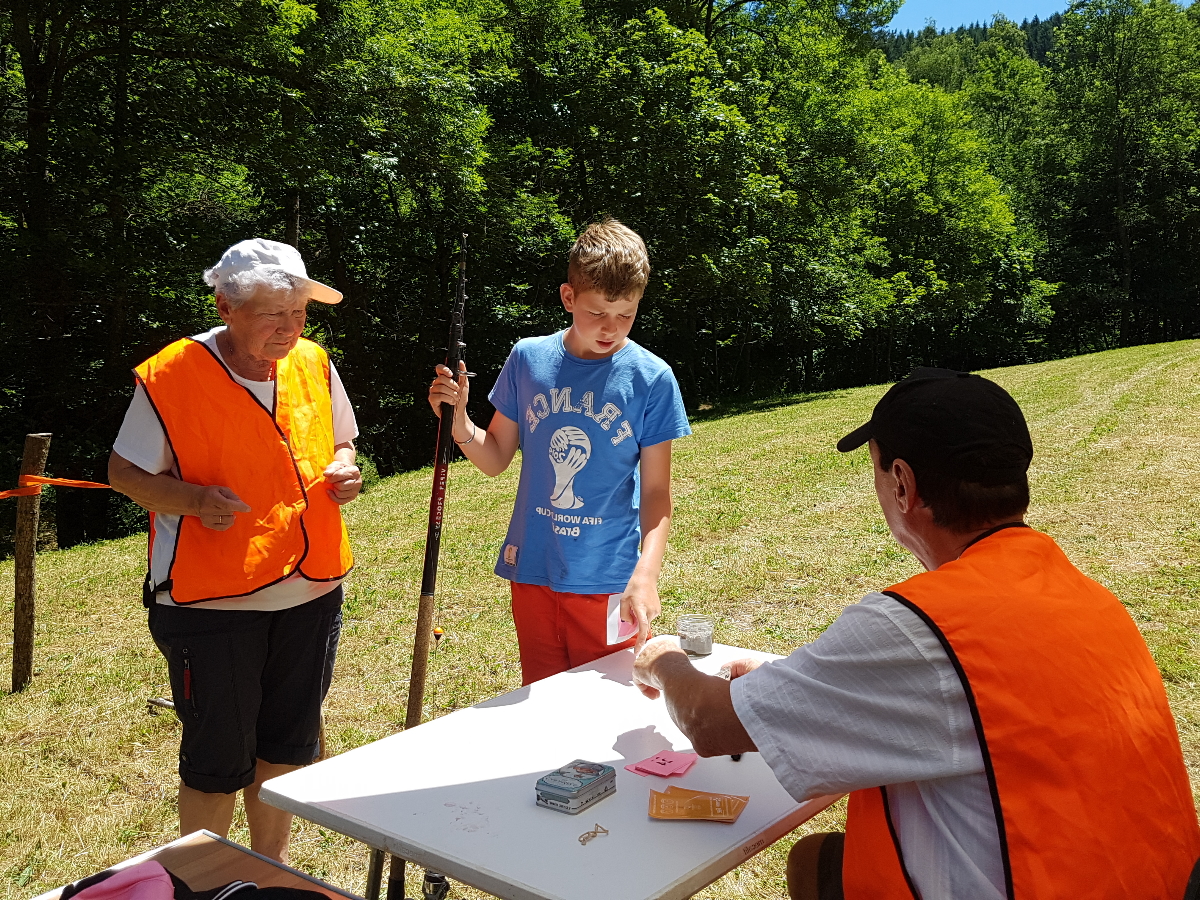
[3,340,1200,900]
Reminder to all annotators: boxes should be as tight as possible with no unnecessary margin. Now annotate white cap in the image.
[206,238,343,304]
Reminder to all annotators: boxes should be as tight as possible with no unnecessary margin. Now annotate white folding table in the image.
[261,643,841,900]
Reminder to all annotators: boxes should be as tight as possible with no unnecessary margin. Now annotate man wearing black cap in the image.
[633,368,1200,900]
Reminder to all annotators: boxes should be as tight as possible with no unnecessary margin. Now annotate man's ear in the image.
[559,282,575,311]
[892,458,922,514]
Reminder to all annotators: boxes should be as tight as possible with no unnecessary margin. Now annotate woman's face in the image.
[217,288,308,361]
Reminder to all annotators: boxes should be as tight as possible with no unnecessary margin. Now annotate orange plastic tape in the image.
[0,474,111,500]
[0,485,42,499]
[22,475,110,489]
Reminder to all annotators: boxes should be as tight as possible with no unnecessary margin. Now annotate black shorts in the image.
[149,585,343,794]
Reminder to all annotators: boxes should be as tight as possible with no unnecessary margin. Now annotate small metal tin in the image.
[535,760,617,815]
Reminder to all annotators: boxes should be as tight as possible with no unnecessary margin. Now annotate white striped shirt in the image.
[731,592,1005,899]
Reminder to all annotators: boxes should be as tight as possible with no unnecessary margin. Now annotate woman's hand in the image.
[324,460,362,505]
[196,485,252,530]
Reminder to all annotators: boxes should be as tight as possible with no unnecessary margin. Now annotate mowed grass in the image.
[3,340,1200,899]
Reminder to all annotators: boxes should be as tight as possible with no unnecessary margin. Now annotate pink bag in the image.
[71,861,175,900]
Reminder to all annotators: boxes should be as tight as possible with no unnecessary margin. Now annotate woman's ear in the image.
[214,293,234,323]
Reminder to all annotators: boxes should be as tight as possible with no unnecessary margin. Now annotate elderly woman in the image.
[109,239,362,863]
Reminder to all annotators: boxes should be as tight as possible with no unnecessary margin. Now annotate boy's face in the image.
[560,282,641,359]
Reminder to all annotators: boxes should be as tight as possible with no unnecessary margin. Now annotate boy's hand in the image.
[621,576,662,654]
[428,362,472,440]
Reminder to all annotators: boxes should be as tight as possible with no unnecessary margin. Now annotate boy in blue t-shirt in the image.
[428,219,692,684]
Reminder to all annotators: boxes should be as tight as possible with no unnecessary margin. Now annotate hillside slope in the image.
[3,341,1199,899]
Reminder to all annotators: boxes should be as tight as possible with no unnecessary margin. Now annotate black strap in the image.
[142,572,172,608]
[59,868,116,900]
[879,786,922,899]
[882,590,1015,899]
[169,870,328,900]
[1183,857,1200,900]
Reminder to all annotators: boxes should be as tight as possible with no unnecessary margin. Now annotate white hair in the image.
[203,266,304,308]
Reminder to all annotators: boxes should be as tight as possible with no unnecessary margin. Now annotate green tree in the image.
[901,30,977,90]
[0,0,504,540]
[10,0,1184,546]
[1043,0,1200,351]
[836,65,1052,380]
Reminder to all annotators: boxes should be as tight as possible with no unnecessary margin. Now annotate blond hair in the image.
[567,218,650,300]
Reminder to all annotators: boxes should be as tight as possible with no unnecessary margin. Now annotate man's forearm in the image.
[653,652,758,757]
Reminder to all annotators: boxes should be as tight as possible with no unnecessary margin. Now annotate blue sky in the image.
[887,0,1064,32]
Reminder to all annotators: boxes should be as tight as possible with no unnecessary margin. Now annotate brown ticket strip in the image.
[648,785,750,823]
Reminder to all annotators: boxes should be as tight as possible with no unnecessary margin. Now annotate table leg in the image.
[365,848,385,900]
[387,855,407,900]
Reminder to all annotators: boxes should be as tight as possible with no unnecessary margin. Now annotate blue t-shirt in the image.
[488,332,692,593]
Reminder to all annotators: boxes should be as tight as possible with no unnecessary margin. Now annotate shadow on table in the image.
[475,651,637,711]
[612,725,675,763]
[572,648,636,687]
[474,686,531,709]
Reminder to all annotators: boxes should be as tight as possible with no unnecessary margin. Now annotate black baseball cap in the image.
[837,367,1033,484]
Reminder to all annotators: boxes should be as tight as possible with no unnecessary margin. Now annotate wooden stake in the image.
[13,433,51,693]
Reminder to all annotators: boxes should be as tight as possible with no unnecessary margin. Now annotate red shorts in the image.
[509,582,641,685]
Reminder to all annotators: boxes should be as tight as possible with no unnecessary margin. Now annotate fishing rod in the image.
[405,233,469,731]
[388,237,466,900]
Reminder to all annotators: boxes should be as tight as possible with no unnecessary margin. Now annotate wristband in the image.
[454,422,476,445]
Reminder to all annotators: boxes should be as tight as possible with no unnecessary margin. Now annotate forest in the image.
[2,0,1199,546]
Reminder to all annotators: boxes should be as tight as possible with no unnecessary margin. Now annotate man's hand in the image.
[324,460,362,505]
[196,485,252,531]
[632,635,688,699]
[633,637,759,756]
[621,575,662,654]
[718,658,763,680]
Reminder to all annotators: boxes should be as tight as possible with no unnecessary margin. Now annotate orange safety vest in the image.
[842,524,1200,899]
[135,336,354,604]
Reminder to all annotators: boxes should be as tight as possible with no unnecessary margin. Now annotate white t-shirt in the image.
[113,327,359,611]
[731,592,1005,900]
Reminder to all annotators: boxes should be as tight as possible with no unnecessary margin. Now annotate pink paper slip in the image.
[625,751,699,777]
